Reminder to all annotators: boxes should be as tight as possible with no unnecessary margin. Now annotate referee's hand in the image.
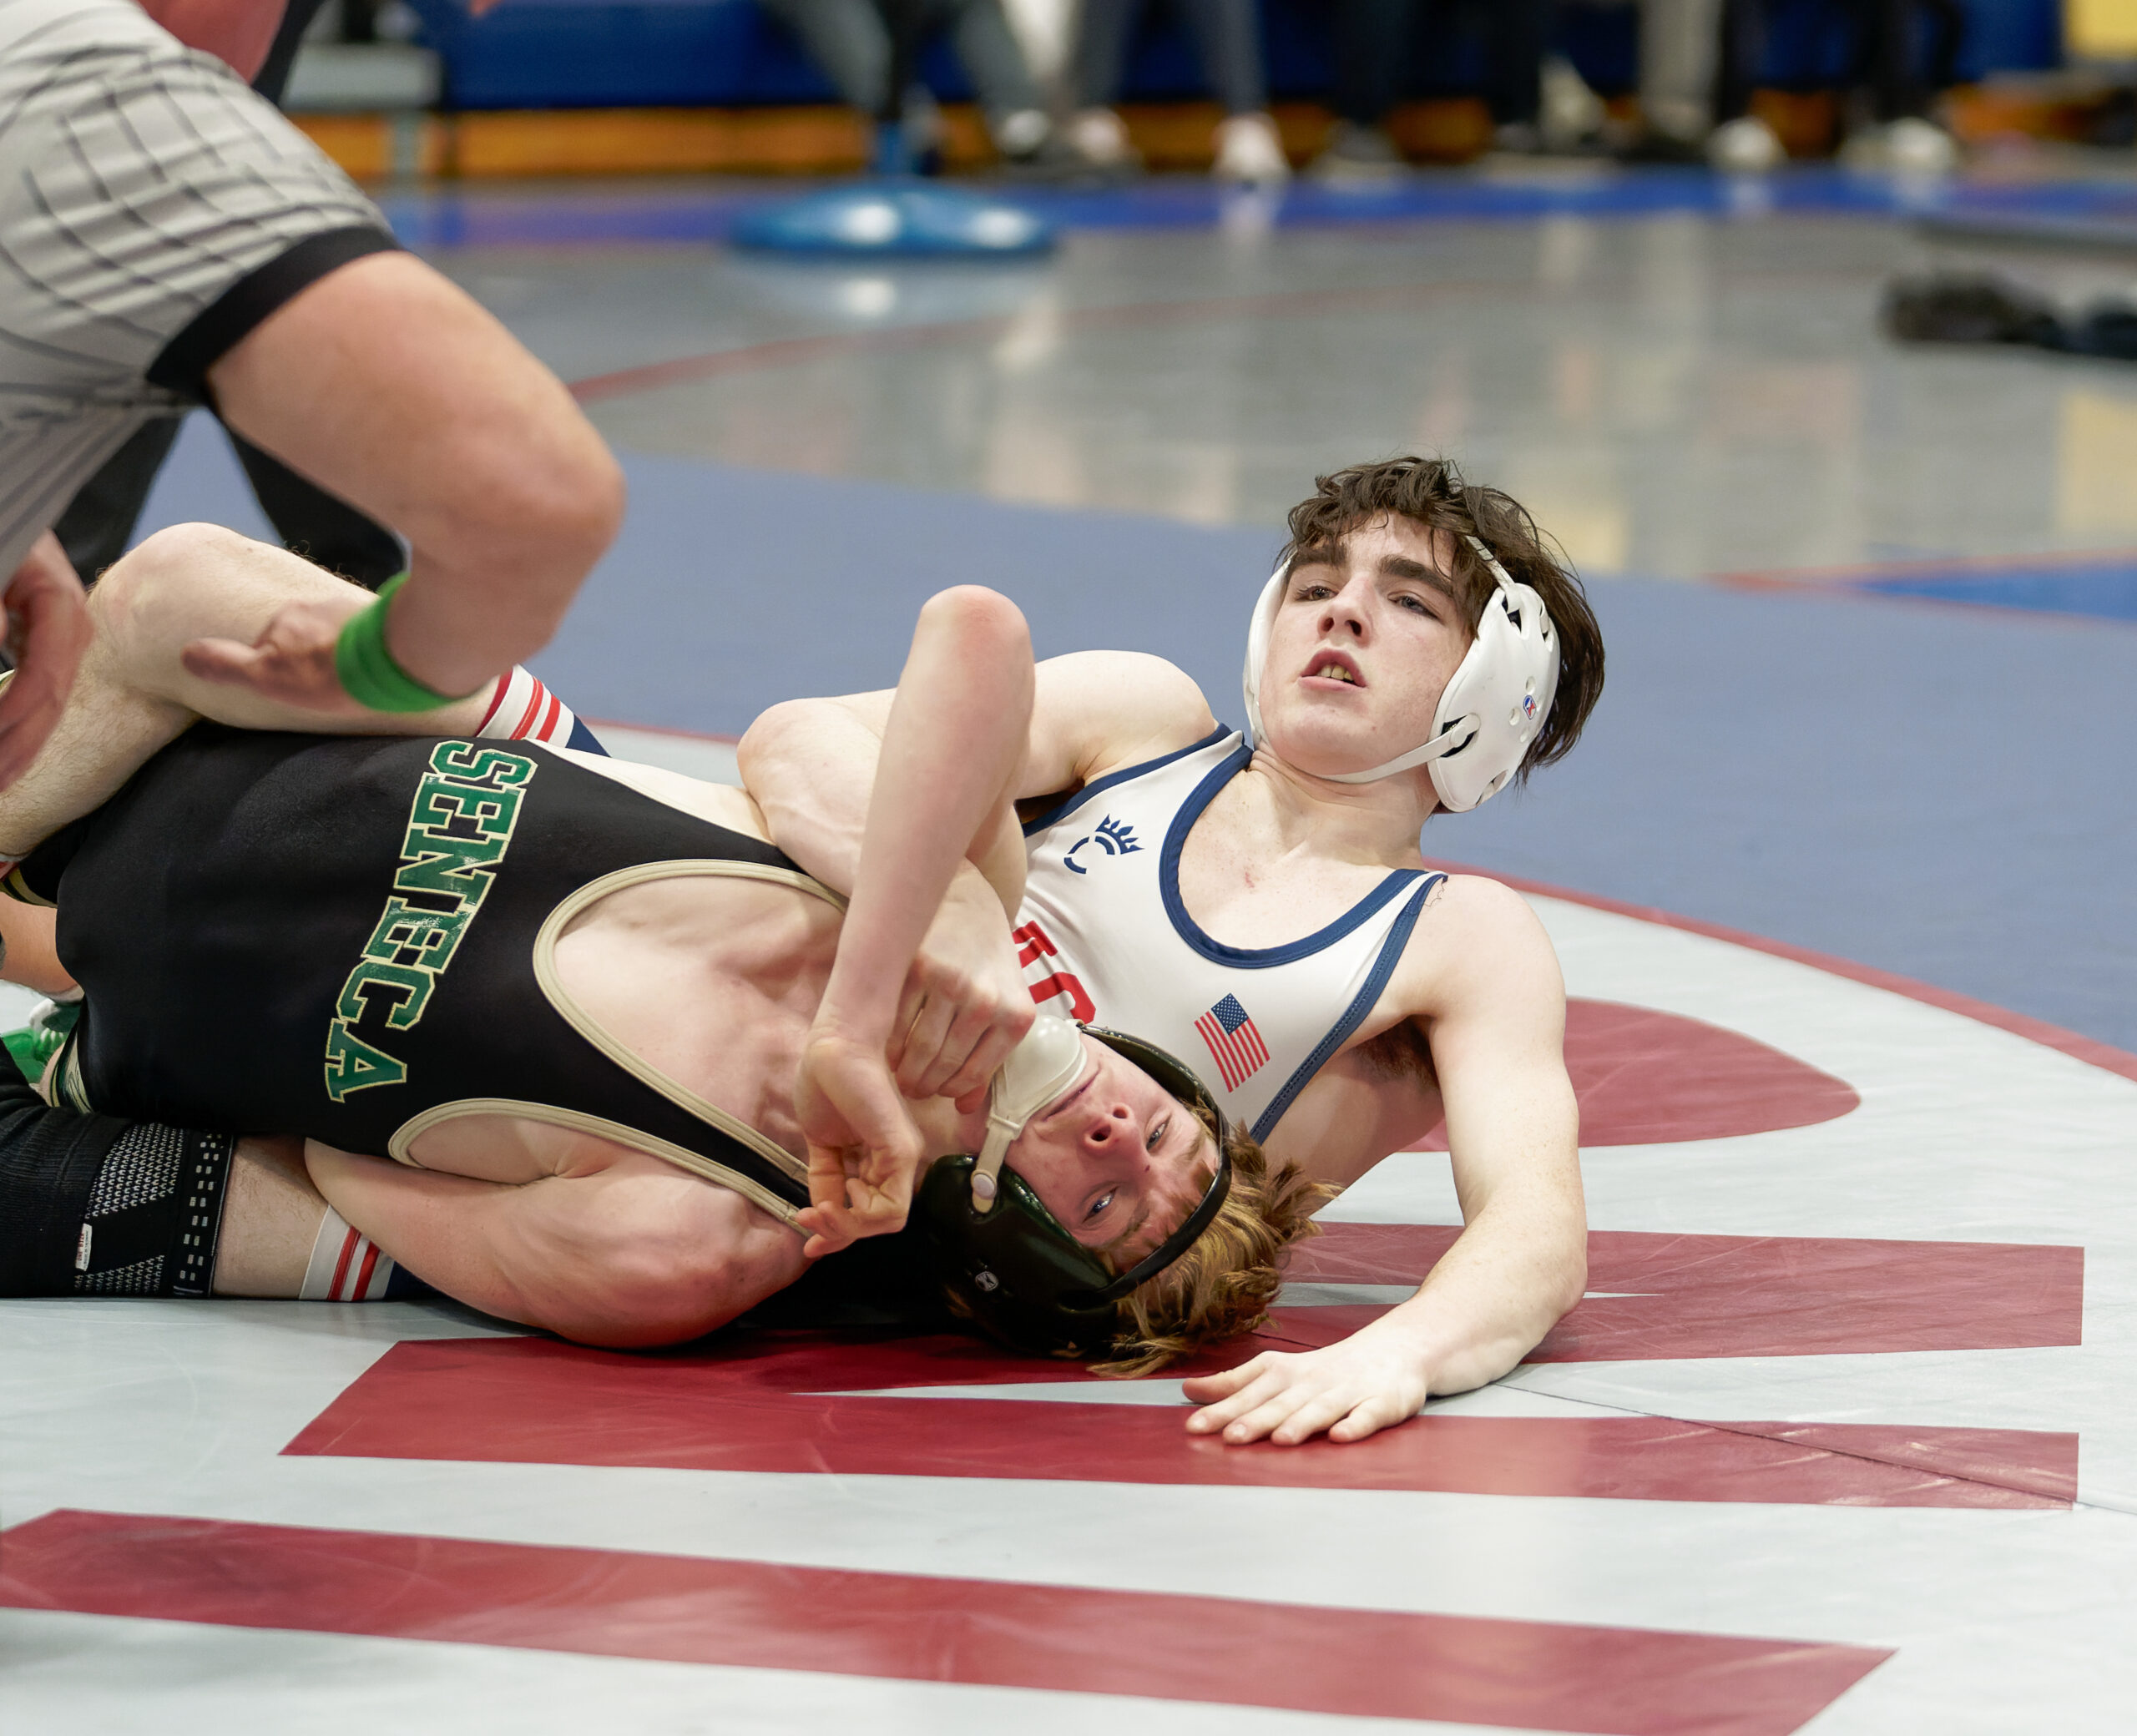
[0,535,89,791]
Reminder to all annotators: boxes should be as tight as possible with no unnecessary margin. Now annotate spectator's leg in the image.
[49,416,183,588]
[1639,0,1725,142]
[944,0,1053,154]
[1332,0,1412,129]
[1074,0,1141,106]
[1181,0,1267,114]
[1067,0,1142,165]
[1483,0,1549,129]
[230,435,405,590]
[1920,0,1962,96]
[759,0,893,114]
[1864,0,1924,121]
[1713,0,1765,122]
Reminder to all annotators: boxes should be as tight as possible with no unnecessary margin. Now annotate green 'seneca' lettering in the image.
[324,743,536,1101]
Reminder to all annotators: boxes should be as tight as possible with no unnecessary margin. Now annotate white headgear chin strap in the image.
[968,1015,1088,1214]
[1241,532,1561,813]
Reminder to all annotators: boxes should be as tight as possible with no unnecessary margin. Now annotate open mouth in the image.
[1303,652,1364,687]
[1037,1063,1097,1129]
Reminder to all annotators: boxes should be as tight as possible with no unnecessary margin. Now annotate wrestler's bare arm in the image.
[791,587,1040,1252]
[0,525,497,860]
[1182,876,1585,1445]
[205,250,624,709]
[739,648,1216,901]
[303,1141,805,1349]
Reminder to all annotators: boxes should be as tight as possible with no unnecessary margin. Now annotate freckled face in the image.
[1257,515,1473,781]
[1005,1036,1215,1263]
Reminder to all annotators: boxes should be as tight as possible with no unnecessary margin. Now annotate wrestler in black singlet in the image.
[13,724,821,1218]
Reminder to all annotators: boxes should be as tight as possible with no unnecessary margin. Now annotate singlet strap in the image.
[389,1098,807,1230]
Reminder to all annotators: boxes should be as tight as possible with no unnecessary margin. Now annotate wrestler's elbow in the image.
[424,424,625,601]
[527,1189,782,1350]
[917,586,1031,665]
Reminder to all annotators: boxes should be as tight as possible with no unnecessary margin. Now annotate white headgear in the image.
[1241,533,1559,813]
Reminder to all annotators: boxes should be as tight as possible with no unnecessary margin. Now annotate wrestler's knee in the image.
[90,522,261,646]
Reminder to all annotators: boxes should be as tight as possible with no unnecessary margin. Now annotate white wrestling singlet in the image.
[1017,730,1444,1143]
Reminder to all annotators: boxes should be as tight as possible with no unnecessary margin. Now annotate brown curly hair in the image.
[1090,1115,1331,1378]
[1281,454,1606,780]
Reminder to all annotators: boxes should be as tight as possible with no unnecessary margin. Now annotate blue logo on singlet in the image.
[1064,815,1142,875]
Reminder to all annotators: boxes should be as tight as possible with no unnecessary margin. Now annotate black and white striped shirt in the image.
[0,0,393,578]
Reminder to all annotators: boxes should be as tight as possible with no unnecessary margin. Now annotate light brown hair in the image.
[1093,1118,1329,1377]
[1281,454,1605,780]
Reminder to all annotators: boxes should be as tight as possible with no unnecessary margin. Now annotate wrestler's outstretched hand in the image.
[793,1028,926,1259]
[181,594,374,718]
[888,868,1033,1112]
[1180,1312,1432,1446]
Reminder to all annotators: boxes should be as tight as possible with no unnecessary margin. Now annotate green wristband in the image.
[333,573,467,713]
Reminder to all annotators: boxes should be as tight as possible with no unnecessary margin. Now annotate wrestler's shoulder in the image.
[1390,871,1563,1015]
[1035,649,1219,758]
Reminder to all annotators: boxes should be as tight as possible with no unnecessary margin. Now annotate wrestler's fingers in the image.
[893,994,957,1097]
[909,1008,987,1103]
[1327,1398,1409,1444]
[1218,1387,1320,1445]
[179,635,330,701]
[1183,1364,1289,1433]
[944,1017,1021,1113]
[1269,1390,1361,1446]
[884,981,927,1074]
[1180,1355,1271,1406]
[796,1204,858,1260]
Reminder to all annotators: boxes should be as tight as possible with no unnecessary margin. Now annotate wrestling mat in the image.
[3,860,2125,1735]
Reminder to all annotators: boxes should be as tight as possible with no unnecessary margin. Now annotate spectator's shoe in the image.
[1539,53,1607,152]
[1066,106,1140,174]
[1310,121,1404,182]
[1842,117,1958,174]
[1887,116,1959,173]
[993,108,1052,161]
[1614,128,1706,164]
[1214,112,1291,184]
[1707,114,1785,173]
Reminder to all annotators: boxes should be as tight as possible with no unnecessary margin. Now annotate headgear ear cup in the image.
[1241,535,1559,810]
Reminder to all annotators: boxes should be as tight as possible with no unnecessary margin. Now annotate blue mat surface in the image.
[1849,561,2137,623]
[377,167,2137,250]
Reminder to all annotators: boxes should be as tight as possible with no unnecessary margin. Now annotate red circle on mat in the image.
[1412,998,1861,1150]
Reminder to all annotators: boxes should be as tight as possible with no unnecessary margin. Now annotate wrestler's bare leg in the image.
[0,897,68,993]
[305,1138,806,1349]
[212,1137,329,1298]
[0,523,496,860]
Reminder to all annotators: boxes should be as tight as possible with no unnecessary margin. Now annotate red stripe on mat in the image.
[0,1511,1890,1733]
[1286,1226,2084,1361]
[284,1335,2074,1508]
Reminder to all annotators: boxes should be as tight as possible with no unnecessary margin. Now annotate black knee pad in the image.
[0,1051,234,1298]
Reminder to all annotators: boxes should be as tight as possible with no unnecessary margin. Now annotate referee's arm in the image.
[188,250,625,712]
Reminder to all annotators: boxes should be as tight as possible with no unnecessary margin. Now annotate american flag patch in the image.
[1195,994,1270,1093]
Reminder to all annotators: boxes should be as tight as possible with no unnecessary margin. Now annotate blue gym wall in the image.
[401,0,2062,114]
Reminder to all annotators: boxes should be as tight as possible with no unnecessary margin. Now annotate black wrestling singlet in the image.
[13,725,822,1217]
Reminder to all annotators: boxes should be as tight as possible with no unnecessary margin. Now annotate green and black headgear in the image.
[912,1016,1233,1357]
